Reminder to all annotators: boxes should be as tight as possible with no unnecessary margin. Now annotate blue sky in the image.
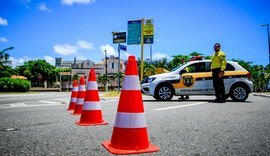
[0,0,269,67]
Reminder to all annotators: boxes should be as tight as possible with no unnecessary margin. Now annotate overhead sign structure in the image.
[127,20,142,45]
[113,32,126,43]
[143,19,154,44]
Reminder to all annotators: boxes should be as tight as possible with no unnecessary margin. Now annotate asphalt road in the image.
[0,92,269,155]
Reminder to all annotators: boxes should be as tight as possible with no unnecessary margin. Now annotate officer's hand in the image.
[218,71,224,78]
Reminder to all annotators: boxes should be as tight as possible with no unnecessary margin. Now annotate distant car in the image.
[141,60,253,102]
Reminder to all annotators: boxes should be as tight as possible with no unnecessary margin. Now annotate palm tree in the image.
[0,47,13,69]
[112,72,124,86]
[97,74,110,89]
[138,62,156,79]
[144,63,156,77]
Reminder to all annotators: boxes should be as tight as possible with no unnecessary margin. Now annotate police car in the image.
[141,59,253,102]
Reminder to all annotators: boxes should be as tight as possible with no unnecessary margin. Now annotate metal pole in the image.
[140,18,144,81]
[59,75,62,92]
[105,50,108,92]
[150,44,152,64]
[267,24,270,65]
[262,24,270,65]
[118,44,120,93]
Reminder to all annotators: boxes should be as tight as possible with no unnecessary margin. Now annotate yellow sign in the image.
[143,19,154,35]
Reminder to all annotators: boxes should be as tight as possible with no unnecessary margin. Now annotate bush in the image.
[0,77,31,92]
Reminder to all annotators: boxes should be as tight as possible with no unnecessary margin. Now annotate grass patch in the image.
[101,91,121,97]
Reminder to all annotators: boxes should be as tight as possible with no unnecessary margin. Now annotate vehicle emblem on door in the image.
[183,75,193,87]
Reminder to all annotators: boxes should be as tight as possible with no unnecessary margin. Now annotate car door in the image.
[174,62,210,95]
[208,62,236,94]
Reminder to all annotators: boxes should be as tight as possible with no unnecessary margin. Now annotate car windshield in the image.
[170,64,184,72]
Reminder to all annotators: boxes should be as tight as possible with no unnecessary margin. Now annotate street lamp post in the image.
[105,50,108,92]
[262,24,270,65]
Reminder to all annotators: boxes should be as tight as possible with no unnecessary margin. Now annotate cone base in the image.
[70,112,81,115]
[102,141,159,155]
[67,103,75,111]
[75,121,108,126]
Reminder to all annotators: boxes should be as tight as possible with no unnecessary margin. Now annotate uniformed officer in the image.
[211,43,227,103]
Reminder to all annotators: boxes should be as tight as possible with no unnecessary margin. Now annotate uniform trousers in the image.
[212,68,225,100]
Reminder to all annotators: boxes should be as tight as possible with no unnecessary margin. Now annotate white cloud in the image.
[100,44,116,56]
[76,55,87,60]
[9,56,31,68]
[38,3,52,12]
[44,56,55,65]
[153,52,169,60]
[20,0,31,9]
[0,17,8,26]
[77,40,94,50]
[0,37,8,43]
[123,52,131,57]
[61,0,95,5]
[54,44,78,55]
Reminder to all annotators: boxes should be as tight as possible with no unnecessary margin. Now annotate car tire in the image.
[154,84,174,101]
[229,84,249,102]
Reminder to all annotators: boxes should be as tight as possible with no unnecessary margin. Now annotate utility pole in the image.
[105,50,108,92]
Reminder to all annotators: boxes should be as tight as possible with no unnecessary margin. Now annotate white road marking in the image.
[10,103,27,107]
[154,102,207,111]
[0,100,66,109]
[38,100,61,104]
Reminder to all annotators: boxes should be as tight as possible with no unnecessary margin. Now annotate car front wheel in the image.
[154,84,174,101]
[229,84,249,102]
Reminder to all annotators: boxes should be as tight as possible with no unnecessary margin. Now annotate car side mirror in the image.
[180,70,187,74]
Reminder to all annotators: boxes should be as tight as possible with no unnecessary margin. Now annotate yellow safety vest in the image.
[211,50,227,71]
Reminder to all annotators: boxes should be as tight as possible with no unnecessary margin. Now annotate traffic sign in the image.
[143,19,154,44]
[127,20,141,45]
[144,35,154,44]
[113,32,126,43]
[119,44,127,51]
[143,19,154,35]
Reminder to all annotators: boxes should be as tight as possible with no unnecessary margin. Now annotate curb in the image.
[253,93,270,98]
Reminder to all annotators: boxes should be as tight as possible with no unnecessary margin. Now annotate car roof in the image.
[184,59,246,71]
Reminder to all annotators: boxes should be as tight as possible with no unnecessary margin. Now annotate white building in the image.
[59,55,125,91]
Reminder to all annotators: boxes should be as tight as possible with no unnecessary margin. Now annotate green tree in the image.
[112,72,124,85]
[166,55,190,71]
[16,60,57,87]
[0,47,13,70]
[189,51,203,57]
[97,74,110,88]
[138,62,157,78]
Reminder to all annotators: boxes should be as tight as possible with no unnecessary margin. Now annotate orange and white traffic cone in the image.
[75,69,108,126]
[67,80,78,111]
[102,56,159,155]
[71,76,86,115]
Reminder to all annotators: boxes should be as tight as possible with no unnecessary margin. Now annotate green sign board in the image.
[127,20,141,45]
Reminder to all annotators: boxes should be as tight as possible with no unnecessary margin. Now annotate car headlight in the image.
[147,77,156,83]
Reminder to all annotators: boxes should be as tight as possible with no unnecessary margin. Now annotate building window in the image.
[111,63,114,69]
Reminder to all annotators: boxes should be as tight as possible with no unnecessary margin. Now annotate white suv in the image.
[141,60,253,102]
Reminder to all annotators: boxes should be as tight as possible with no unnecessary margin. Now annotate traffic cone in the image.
[102,56,159,155]
[71,76,86,115]
[67,80,78,111]
[75,69,108,126]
